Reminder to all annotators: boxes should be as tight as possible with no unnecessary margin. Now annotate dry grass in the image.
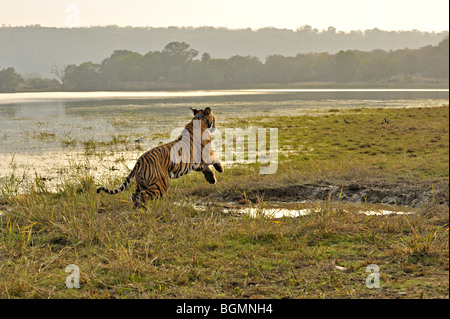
[0,105,448,299]
[0,167,448,299]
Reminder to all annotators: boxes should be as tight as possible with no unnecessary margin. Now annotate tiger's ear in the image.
[204,107,211,116]
[190,107,198,115]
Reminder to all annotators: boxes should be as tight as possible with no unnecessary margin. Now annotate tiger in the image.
[96,106,224,207]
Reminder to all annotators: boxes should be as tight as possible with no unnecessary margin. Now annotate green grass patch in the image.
[0,105,448,298]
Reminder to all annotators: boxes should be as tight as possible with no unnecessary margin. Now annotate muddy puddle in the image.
[189,201,416,218]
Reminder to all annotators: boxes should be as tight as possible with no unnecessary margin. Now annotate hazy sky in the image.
[1,0,448,32]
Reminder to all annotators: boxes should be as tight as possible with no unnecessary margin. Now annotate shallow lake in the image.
[0,89,448,154]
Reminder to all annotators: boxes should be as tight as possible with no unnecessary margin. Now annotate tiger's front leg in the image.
[201,137,224,174]
[201,165,217,184]
[213,160,224,173]
[206,149,224,173]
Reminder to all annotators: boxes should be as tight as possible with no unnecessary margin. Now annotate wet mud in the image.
[200,179,449,208]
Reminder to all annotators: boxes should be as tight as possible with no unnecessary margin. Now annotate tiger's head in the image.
[190,107,216,133]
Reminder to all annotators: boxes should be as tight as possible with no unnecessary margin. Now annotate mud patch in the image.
[201,180,449,208]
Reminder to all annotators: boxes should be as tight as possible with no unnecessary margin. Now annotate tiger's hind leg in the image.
[131,184,142,207]
[139,187,162,207]
[138,177,169,207]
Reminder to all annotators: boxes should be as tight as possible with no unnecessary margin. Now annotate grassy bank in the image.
[0,180,448,298]
[181,104,449,205]
[0,104,448,298]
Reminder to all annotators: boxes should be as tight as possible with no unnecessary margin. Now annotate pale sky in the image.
[0,0,448,32]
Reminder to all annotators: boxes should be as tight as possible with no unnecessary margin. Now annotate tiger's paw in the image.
[203,169,217,184]
[213,162,224,173]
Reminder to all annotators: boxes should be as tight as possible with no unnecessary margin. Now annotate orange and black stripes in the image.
[96,107,224,207]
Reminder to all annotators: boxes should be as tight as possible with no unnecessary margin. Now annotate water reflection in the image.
[221,206,414,218]
[0,89,448,104]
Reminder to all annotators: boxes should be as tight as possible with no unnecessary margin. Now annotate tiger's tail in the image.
[97,162,139,195]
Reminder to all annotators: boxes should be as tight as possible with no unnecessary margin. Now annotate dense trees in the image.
[333,50,360,82]
[1,26,447,77]
[64,62,101,90]
[0,66,60,92]
[0,38,448,92]
[0,67,22,91]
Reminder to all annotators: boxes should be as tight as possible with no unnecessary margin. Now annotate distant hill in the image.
[0,25,448,77]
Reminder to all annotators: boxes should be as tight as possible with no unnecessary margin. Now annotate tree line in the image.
[1,26,447,77]
[0,38,448,92]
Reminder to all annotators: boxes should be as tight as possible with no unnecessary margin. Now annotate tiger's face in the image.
[190,107,216,133]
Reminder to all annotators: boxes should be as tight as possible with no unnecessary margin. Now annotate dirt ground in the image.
[194,178,449,209]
